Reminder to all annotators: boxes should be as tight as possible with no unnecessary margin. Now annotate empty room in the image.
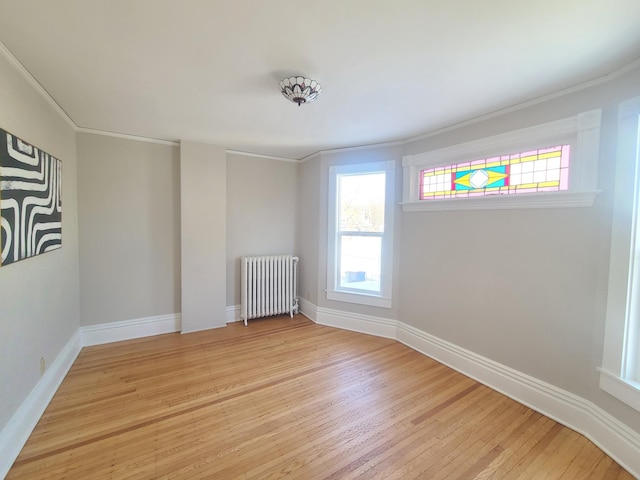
[1,1,640,478]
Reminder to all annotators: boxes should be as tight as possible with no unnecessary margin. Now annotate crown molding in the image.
[403,58,640,146]
[299,151,322,163]
[76,127,179,147]
[0,40,76,130]
[299,139,405,163]
[301,58,640,162]
[2,36,638,161]
[226,149,299,163]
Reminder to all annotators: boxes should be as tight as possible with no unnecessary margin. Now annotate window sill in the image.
[400,190,601,212]
[326,290,392,309]
[598,368,640,413]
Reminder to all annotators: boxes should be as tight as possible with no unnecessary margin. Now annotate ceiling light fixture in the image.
[279,76,321,106]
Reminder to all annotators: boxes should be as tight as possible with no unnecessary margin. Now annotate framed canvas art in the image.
[0,128,62,267]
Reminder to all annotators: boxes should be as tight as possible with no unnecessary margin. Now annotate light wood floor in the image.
[8,316,634,479]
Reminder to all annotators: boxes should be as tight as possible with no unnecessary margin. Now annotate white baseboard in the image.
[315,305,397,339]
[226,304,241,323]
[304,300,640,478]
[3,305,639,478]
[396,322,640,478]
[0,312,183,477]
[299,297,318,322]
[0,330,82,480]
[81,313,181,346]
[230,301,310,324]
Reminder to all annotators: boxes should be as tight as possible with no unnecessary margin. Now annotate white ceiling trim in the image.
[3,38,639,162]
[0,40,76,130]
[225,150,299,163]
[300,57,640,163]
[402,57,640,146]
[299,139,405,163]
[76,127,179,147]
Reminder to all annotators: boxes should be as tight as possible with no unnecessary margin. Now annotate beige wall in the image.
[76,133,181,325]
[297,65,640,431]
[75,141,299,326]
[398,67,640,433]
[0,54,80,429]
[309,145,404,319]
[295,66,640,433]
[3,35,640,460]
[226,153,297,307]
[181,141,227,332]
[297,158,321,305]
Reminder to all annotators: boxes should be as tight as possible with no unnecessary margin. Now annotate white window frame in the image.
[401,109,602,212]
[599,96,640,412]
[327,160,395,308]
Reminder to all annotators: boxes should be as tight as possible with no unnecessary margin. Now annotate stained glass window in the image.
[420,145,570,200]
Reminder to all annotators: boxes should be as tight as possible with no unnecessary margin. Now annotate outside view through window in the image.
[338,172,385,293]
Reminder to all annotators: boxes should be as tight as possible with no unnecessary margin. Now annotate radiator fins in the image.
[240,255,299,326]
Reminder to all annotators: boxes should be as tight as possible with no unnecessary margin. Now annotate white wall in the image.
[77,133,180,325]
[180,141,227,332]
[0,51,80,430]
[226,153,297,307]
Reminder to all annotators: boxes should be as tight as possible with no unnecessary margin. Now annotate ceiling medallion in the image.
[279,76,321,106]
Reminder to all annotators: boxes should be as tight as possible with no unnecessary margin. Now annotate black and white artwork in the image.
[0,129,62,267]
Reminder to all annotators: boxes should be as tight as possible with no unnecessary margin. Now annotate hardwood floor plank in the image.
[480,415,557,478]
[6,315,635,479]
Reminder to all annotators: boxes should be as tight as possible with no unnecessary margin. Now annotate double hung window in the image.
[327,161,395,308]
[600,97,640,411]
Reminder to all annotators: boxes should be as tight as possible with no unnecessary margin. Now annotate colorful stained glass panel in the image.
[420,145,570,200]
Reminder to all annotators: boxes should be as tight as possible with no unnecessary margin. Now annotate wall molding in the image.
[400,191,600,212]
[401,58,640,147]
[226,304,241,323]
[401,108,602,212]
[300,59,640,163]
[315,305,397,339]
[0,313,184,476]
[3,306,640,478]
[299,297,318,322]
[0,40,76,129]
[226,150,299,163]
[298,140,404,163]
[0,330,82,480]
[81,313,182,346]
[396,322,640,477]
[4,37,638,163]
[76,127,179,147]
[308,302,640,478]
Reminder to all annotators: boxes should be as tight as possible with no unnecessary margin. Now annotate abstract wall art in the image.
[0,128,62,267]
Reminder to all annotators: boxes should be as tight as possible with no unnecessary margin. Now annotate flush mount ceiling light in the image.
[279,76,321,106]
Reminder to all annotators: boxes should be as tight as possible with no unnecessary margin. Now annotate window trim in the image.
[327,160,395,309]
[401,110,602,212]
[599,96,640,412]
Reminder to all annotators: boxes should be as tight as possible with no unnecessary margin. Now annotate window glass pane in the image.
[420,145,570,200]
[628,116,640,383]
[339,172,385,232]
[339,235,382,292]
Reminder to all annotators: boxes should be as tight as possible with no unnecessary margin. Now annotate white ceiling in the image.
[0,0,639,160]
